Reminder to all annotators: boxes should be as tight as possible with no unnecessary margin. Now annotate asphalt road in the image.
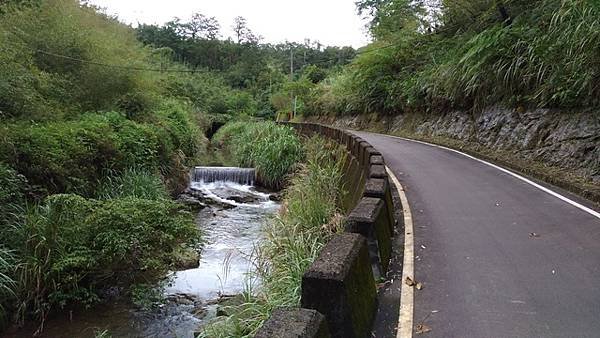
[355,131,600,338]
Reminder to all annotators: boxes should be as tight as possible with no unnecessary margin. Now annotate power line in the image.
[32,49,197,73]
[1,31,199,73]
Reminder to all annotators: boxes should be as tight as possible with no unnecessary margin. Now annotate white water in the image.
[166,181,279,300]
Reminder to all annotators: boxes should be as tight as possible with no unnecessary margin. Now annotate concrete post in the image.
[301,233,377,338]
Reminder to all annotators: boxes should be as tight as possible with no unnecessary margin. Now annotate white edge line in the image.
[386,135,600,220]
[386,166,414,338]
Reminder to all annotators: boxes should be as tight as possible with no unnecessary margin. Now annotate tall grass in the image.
[96,168,169,200]
[5,194,198,328]
[309,0,600,115]
[200,137,347,337]
[213,121,304,189]
[0,248,15,328]
[429,0,600,109]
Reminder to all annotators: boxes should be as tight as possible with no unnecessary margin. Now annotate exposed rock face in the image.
[313,108,600,184]
[405,109,599,183]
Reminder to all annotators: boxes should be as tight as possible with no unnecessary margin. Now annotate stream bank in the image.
[6,170,280,338]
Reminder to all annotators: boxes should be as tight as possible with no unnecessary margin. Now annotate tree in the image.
[231,16,261,44]
[232,16,247,43]
[183,13,220,40]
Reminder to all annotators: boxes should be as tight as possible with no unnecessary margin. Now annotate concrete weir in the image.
[192,166,256,185]
[254,122,399,338]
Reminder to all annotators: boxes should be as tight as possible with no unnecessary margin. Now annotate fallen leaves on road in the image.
[405,277,424,290]
[416,324,432,334]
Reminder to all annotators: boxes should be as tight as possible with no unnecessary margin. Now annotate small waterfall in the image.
[192,166,256,185]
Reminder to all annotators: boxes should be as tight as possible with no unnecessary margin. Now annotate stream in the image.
[7,168,279,338]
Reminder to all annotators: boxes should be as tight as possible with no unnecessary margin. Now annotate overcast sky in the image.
[88,0,371,48]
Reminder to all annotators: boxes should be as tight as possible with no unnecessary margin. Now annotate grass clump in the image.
[0,248,15,329]
[0,163,26,227]
[4,194,198,327]
[200,136,347,337]
[213,121,304,189]
[308,0,600,116]
[96,168,169,200]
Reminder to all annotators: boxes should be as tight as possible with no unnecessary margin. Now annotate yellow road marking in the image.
[386,166,415,338]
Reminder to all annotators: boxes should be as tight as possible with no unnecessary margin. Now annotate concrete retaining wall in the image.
[255,122,399,338]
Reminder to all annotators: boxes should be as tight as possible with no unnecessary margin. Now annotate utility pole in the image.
[303,50,306,67]
[289,48,294,81]
[293,96,297,118]
[290,48,294,120]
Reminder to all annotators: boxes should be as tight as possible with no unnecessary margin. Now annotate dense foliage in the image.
[307,0,600,116]
[0,0,204,330]
[201,137,348,337]
[213,121,304,188]
[135,17,356,118]
[0,103,202,198]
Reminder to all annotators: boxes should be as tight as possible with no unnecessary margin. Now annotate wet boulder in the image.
[177,194,207,210]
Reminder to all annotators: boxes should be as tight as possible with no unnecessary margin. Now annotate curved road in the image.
[354,131,600,338]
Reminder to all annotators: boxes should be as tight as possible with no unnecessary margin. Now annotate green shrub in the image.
[0,115,125,196]
[212,121,250,148]
[214,121,304,188]
[154,99,206,162]
[11,194,198,323]
[0,110,203,197]
[200,137,347,337]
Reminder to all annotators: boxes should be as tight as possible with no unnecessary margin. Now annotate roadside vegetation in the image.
[213,121,304,189]
[305,0,600,116]
[200,136,348,337]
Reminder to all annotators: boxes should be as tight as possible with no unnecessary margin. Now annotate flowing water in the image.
[7,168,279,338]
[192,166,256,185]
[167,181,277,300]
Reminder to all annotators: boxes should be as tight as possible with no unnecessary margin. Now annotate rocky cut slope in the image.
[309,108,600,203]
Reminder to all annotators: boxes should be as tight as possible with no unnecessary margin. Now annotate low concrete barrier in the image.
[255,308,331,338]
[301,233,377,338]
[257,122,399,338]
[371,154,385,165]
[364,178,396,236]
[345,197,392,276]
[369,164,387,179]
